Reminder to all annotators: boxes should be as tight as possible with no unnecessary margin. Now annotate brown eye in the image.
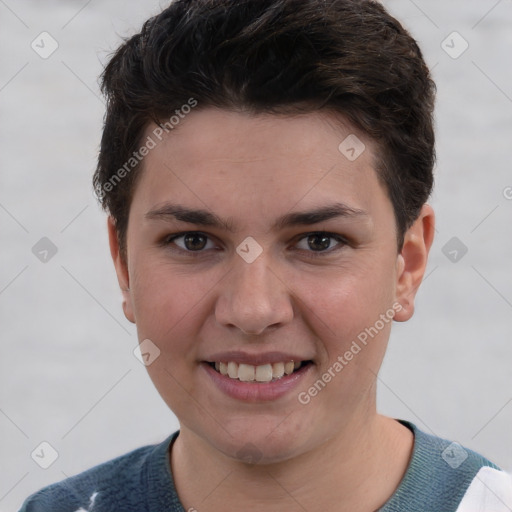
[167,232,215,252]
[295,232,346,254]
[183,233,208,251]
[306,233,332,251]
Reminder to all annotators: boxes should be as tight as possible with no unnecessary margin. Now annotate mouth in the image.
[205,360,314,383]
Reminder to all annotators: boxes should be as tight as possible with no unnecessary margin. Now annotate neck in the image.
[170,413,413,512]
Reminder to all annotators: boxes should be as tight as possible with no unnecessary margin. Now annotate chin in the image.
[206,418,312,465]
[227,438,302,465]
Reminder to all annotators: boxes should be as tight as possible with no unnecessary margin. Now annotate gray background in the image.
[1,0,511,510]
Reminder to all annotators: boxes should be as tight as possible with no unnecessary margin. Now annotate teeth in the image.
[238,363,255,382]
[255,364,273,382]
[284,361,295,375]
[272,362,285,378]
[212,360,306,382]
[227,361,238,379]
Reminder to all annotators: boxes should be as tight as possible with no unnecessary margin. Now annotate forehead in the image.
[146,108,372,167]
[130,108,392,229]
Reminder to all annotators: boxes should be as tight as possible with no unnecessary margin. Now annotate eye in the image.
[295,232,346,253]
[165,232,217,252]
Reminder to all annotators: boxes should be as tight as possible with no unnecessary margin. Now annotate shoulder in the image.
[382,421,512,512]
[18,433,178,512]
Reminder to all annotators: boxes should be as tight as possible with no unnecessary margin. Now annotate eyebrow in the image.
[145,202,368,232]
[273,203,367,230]
[145,204,236,232]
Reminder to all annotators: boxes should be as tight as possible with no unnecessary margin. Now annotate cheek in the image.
[295,264,391,325]
[291,262,396,362]
[129,263,217,413]
[129,260,217,346]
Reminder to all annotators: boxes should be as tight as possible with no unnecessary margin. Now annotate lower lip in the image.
[200,362,314,402]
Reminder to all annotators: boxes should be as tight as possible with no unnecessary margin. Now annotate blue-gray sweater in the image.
[19,421,507,512]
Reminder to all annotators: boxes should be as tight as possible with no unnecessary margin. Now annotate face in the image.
[109,108,433,463]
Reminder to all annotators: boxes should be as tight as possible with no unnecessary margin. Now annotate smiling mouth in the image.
[206,360,313,382]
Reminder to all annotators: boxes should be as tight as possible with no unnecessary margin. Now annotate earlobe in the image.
[394,204,435,322]
[107,217,136,324]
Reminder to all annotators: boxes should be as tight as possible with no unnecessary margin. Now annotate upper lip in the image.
[203,351,314,366]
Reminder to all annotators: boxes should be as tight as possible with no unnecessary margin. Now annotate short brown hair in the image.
[94,0,436,260]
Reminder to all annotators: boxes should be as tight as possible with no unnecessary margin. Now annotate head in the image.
[95,0,436,462]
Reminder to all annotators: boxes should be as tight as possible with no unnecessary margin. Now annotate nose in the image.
[215,256,294,335]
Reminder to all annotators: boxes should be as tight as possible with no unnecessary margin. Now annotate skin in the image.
[109,108,435,511]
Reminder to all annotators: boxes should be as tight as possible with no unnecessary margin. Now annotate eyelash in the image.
[161,231,349,259]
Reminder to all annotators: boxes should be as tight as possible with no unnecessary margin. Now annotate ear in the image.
[394,204,435,322]
[107,217,135,324]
